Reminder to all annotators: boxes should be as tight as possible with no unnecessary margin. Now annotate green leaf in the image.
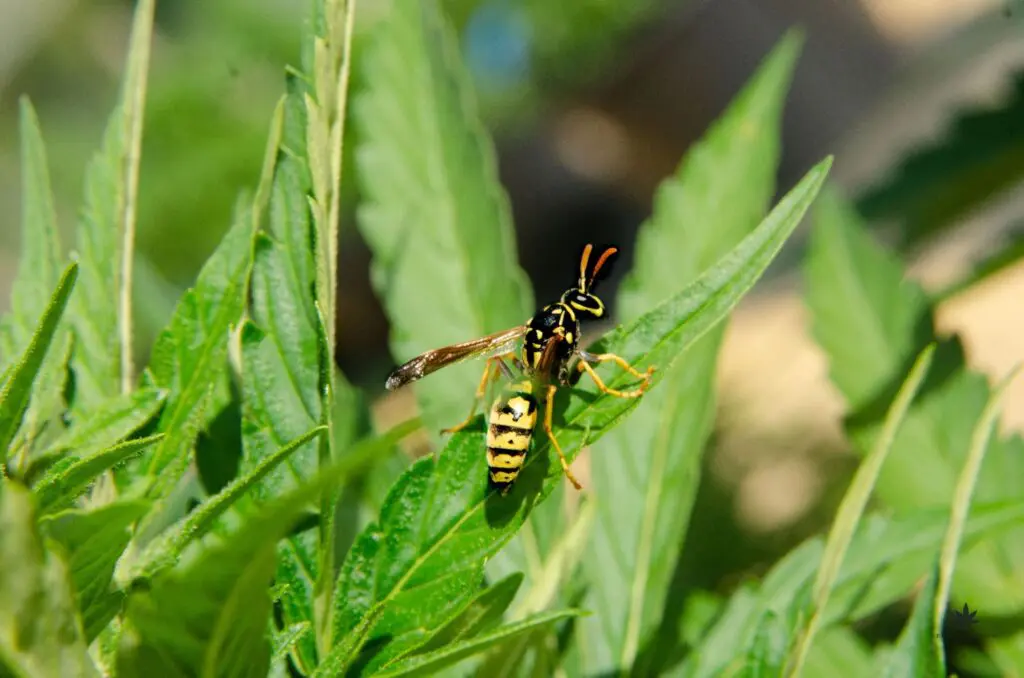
[331,610,582,678]
[581,31,800,675]
[297,2,362,651]
[804,188,1024,616]
[327,610,585,678]
[415,573,524,656]
[0,480,99,677]
[935,365,1020,621]
[475,498,596,675]
[857,69,1024,248]
[0,263,78,469]
[120,426,325,584]
[303,0,357,362]
[240,87,325,672]
[68,0,155,410]
[880,566,945,678]
[143,196,256,502]
[804,186,932,410]
[355,0,533,433]
[483,473,570,627]
[802,627,876,678]
[34,433,163,513]
[326,157,831,673]
[0,98,68,456]
[731,611,790,678]
[28,386,166,482]
[116,449,379,678]
[784,344,935,677]
[677,500,1024,678]
[41,499,151,641]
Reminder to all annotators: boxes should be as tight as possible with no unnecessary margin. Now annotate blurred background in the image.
[1,0,1023,654]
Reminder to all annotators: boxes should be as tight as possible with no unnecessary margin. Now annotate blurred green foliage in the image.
[1,1,1024,677]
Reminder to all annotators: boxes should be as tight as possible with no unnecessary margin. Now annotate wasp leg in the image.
[576,351,655,398]
[543,384,583,490]
[441,353,516,435]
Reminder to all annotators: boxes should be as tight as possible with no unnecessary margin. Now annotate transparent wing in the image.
[385,325,527,390]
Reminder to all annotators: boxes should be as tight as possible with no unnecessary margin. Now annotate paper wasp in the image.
[385,244,655,494]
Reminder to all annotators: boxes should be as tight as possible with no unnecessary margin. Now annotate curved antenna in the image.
[577,243,594,290]
[586,246,618,291]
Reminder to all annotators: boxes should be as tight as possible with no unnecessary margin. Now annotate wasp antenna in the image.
[578,243,594,289]
[587,246,618,290]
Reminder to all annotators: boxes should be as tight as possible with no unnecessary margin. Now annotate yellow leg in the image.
[441,354,512,435]
[577,352,655,398]
[543,384,583,490]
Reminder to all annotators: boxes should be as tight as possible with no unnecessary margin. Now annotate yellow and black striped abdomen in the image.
[486,380,537,494]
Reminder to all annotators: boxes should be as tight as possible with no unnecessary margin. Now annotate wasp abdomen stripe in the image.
[487,447,525,469]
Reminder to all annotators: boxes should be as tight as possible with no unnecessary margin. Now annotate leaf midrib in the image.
[621,386,679,667]
[415,5,488,338]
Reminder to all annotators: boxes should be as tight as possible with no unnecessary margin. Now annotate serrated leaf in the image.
[116,450,380,678]
[303,0,357,361]
[475,498,595,675]
[366,610,583,678]
[28,386,166,482]
[34,433,162,513]
[857,69,1024,248]
[678,500,1024,678]
[0,262,78,469]
[68,0,154,411]
[784,344,935,677]
[142,196,256,503]
[355,0,532,434]
[0,98,68,456]
[0,480,99,677]
[121,426,325,584]
[325,157,831,674]
[483,474,569,626]
[804,189,1024,617]
[41,499,150,641]
[581,31,800,675]
[415,572,523,656]
[241,86,326,672]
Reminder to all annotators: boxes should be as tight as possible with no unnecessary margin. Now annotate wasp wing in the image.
[385,325,527,391]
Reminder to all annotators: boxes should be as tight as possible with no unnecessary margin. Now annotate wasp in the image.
[385,244,655,494]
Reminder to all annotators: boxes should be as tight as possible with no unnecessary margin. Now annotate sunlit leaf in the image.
[804,188,1024,618]
[116,452,378,678]
[240,82,325,672]
[784,344,935,677]
[325,158,831,674]
[355,0,532,434]
[0,263,78,468]
[68,0,155,411]
[28,386,165,482]
[0,98,69,457]
[677,500,1024,678]
[582,31,800,675]
[366,610,583,678]
[34,434,163,513]
[142,196,256,504]
[120,426,325,583]
[414,573,523,656]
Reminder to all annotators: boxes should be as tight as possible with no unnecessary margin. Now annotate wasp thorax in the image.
[562,288,605,318]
